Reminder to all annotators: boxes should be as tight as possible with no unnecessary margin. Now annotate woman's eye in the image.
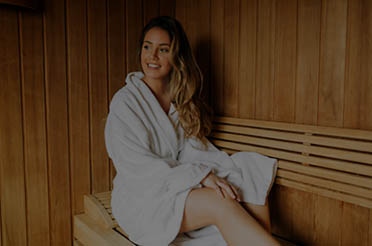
[143,45,150,50]
[160,48,169,53]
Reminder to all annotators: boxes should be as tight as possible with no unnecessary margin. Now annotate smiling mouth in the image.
[147,63,160,68]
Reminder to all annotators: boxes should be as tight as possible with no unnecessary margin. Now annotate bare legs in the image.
[180,188,279,246]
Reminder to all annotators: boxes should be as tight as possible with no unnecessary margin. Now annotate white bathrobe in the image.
[105,72,277,246]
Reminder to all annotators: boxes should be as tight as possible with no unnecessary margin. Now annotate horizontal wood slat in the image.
[210,117,372,208]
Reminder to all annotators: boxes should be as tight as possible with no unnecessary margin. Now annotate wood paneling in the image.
[44,0,72,244]
[1,0,372,245]
[20,9,50,246]
[0,9,27,246]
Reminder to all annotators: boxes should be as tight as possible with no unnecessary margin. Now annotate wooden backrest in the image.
[210,117,372,208]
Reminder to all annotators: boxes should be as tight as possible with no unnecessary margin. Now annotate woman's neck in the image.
[143,77,171,113]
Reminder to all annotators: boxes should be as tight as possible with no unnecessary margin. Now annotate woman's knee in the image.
[181,188,241,232]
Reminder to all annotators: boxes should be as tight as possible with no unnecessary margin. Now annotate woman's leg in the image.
[241,201,272,232]
[180,188,279,246]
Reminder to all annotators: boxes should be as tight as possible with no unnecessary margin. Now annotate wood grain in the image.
[66,0,91,214]
[0,8,27,246]
[44,0,72,243]
[318,0,347,127]
[20,10,50,246]
[273,0,297,122]
[295,0,321,125]
[238,0,257,118]
[88,0,110,193]
[255,0,275,120]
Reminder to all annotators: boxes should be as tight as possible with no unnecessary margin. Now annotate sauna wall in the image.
[0,0,371,245]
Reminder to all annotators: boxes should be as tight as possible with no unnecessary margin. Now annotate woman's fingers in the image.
[216,180,238,200]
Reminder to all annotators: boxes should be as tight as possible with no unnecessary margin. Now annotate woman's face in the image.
[141,27,173,84]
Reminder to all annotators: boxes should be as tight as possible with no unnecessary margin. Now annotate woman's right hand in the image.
[200,172,241,201]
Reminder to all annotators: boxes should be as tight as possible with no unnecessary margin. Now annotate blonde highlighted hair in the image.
[139,16,212,142]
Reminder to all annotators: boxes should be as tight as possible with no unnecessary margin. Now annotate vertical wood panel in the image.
[143,0,159,24]
[341,204,369,246]
[314,197,342,245]
[318,0,347,127]
[290,191,315,244]
[88,0,110,193]
[0,9,27,246]
[295,0,321,124]
[360,0,372,130]
[256,0,275,120]
[273,0,297,122]
[126,0,143,72]
[159,0,175,17]
[223,0,240,117]
[67,0,90,213]
[107,0,126,189]
[344,0,362,129]
[209,0,224,115]
[44,0,72,244]
[238,0,257,118]
[185,0,211,102]
[20,11,50,246]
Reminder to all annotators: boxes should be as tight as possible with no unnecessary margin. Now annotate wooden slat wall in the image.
[1,0,371,245]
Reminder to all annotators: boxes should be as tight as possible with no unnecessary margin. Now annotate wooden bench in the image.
[74,116,372,245]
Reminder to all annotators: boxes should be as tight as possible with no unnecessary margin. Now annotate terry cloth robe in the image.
[105,72,277,246]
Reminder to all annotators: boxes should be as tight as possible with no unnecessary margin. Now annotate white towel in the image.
[105,72,277,246]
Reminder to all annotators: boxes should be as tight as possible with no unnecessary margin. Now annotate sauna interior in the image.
[1,0,371,245]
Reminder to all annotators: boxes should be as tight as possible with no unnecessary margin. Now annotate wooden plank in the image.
[360,0,372,130]
[370,209,372,246]
[84,195,115,229]
[20,10,50,246]
[318,0,347,127]
[279,161,372,189]
[43,0,72,243]
[223,0,239,116]
[142,0,159,25]
[273,0,297,123]
[344,0,363,129]
[126,0,142,73]
[277,170,372,199]
[270,186,293,240]
[0,8,27,246]
[185,0,211,102]
[66,0,91,215]
[159,0,175,17]
[213,123,372,152]
[255,0,275,120]
[212,132,372,165]
[107,0,126,190]
[295,0,321,125]
[209,0,224,114]
[313,196,342,245]
[341,203,369,246]
[74,214,134,246]
[238,0,257,118]
[288,190,314,244]
[215,116,372,140]
[213,139,372,176]
[277,178,372,208]
[88,0,110,193]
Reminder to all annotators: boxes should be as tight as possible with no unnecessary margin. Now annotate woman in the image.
[105,16,279,246]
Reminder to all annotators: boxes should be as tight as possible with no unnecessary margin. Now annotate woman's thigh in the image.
[179,187,240,233]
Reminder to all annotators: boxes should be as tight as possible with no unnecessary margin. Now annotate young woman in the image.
[105,16,279,246]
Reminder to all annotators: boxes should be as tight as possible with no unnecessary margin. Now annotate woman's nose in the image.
[150,48,159,59]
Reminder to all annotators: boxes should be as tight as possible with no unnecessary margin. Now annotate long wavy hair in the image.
[138,16,212,142]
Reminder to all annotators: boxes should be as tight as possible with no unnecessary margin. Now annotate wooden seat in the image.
[73,117,372,245]
[74,191,135,246]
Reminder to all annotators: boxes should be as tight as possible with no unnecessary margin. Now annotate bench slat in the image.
[211,132,372,165]
[211,139,372,176]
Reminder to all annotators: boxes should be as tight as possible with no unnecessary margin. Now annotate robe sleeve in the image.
[104,100,211,196]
